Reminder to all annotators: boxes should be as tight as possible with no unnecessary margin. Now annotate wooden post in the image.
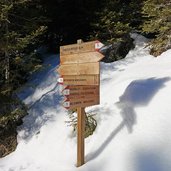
[77,107,85,167]
[58,39,104,167]
[77,39,85,167]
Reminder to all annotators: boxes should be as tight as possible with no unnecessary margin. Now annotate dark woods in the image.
[0,0,171,157]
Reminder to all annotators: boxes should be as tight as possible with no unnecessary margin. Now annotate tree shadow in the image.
[86,77,170,162]
[116,77,171,133]
[16,54,62,141]
[134,149,170,171]
[18,54,60,104]
[86,121,125,162]
[17,84,62,141]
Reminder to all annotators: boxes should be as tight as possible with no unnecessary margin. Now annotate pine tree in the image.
[0,0,47,94]
[0,1,48,156]
[40,0,102,48]
[90,0,144,43]
[142,0,171,56]
[0,0,47,126]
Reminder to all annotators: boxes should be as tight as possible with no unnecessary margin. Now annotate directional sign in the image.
[62,95,99,109]
[58,75,99,85]
[58,39,104,167]
[62,85,99,97]
[60,40,104,56]
[57,62,99,76]
[60,51,104,64]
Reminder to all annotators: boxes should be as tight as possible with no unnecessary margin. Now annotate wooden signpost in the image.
[62,95,99,109]
[57,39,104,167]
[58,75,99,85]
[57,62,99,75]
[62,85,99,96]
[60,51,104,64]
[60,40,104,55]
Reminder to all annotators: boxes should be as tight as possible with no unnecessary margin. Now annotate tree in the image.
[0,0,47,94]
[141,0,171,56]
[40,0,102,51]
[0,0,48,157]
[90,0,144,43]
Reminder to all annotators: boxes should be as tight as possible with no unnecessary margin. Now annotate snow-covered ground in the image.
[0,33,171,171]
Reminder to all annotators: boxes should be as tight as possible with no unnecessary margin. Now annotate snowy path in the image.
[0,34,171,171]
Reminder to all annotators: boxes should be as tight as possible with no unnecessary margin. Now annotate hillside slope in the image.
[0,34,171,171]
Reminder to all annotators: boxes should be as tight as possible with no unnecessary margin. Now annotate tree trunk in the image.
[5,4,10,84]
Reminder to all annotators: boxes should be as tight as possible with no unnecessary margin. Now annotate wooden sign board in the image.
[62,95,99,109]
[58,75,99,85]
[62,85,99,97]
[57,62,99,76]
[60,51,104,64]
[59,39,104,167]
[60,40,104,56]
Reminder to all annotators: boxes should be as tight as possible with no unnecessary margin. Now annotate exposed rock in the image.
[101,34,135,63]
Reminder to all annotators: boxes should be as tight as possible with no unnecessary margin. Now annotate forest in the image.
[0,0,171,156]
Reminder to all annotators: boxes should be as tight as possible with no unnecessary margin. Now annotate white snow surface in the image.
[1,33,171,171]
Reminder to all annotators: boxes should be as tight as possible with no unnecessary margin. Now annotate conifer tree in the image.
[0,0,47,94]
[0,1,48,156]
[90,0,144,43]
[142,0,171,56]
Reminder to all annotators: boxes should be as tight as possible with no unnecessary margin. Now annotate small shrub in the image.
[66,109,97,138]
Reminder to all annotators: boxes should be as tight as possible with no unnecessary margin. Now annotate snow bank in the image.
[0,33,171,171]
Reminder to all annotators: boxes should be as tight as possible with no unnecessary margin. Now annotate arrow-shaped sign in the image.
[62,95,99,110]
[60,51,104,65]
[62,100,70,109]
[57,75,99,85]
[62,85,99,97]
[57,62,99,76]
[95,41,104,50]
[60,40,104,56]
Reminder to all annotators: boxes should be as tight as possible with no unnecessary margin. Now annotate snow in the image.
[1,33,171,171]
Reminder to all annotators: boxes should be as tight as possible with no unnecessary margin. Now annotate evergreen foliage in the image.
[0,93,27,157]
[90,0,144,43]
[0,0,47,94]
[1,0,171,157]
[0,1,47,156]
[40,0,102,51]
[66,110,97,138]
[142,0,171,56]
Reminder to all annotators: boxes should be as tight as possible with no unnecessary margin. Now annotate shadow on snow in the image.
[117,77,171,133]
[17,54,62,141]
[134,148,170,171]
[86,77,171,162]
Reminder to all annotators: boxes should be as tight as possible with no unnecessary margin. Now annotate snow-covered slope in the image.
[0,33,171,171]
